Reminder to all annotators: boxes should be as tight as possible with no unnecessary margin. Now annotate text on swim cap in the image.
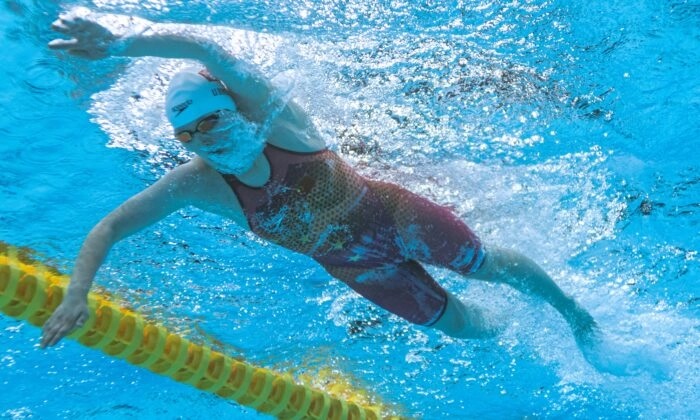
[172,99,193,117]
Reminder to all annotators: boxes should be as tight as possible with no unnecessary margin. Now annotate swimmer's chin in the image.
[201,157,255,176]
[199,146,230,156]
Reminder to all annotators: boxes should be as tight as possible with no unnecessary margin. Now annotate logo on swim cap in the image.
[165,69,237,129]
[172,99,193,117]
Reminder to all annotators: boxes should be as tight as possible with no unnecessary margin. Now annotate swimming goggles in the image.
[175,112,220,143]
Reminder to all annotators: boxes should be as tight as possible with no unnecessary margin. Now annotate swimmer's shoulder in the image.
[162,157,233,198]
[266,102,327,153]
[165,157,250,227]
[267,124,326,153]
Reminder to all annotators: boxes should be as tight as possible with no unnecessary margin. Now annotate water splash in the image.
[3,0,698,418]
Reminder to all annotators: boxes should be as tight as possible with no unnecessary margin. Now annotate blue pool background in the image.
[1,0,698,418]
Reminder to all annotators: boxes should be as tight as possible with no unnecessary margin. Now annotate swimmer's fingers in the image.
[51,18,72,34]
[48,38,80,50]
[40,313,72,348]
[49,12,118,59]
[47,39,101,59]
[49,17,90,49]
[56,7,93,28]
[48,36,111,59]
[40,299,89,348]
[52,13,94,35]
[41,316,80,348]
[51,17,104,40]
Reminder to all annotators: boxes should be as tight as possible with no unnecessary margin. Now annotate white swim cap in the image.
[165,69,237,129]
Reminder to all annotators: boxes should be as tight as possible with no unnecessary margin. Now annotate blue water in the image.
[1,0,698,418]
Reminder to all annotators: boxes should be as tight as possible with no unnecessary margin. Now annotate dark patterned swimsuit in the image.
[222,144,484,325]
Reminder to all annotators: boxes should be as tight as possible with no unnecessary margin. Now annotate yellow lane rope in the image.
[0,242,405,419]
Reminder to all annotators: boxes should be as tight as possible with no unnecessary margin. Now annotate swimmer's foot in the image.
[572,321,671,379]
[563,301,599,348]
[562,304,670,379]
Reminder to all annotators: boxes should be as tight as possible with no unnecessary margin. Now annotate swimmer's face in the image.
[173,109,265,176]
[174,112,221,144]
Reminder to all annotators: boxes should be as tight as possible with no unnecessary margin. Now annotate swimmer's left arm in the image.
[48,8,311,130]
[124,27,275,123]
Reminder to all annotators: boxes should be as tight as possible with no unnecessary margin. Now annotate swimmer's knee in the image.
[469,246,533,280]
[429,292,500,339]
[467,247,499,279]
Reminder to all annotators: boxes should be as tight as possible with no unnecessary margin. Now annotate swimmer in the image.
[40,8,604,370]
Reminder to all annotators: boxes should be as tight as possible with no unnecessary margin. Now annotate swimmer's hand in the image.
[40,291,89,348]
[48,7,151,59]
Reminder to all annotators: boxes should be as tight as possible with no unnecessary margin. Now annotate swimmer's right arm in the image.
[40,166,196,348]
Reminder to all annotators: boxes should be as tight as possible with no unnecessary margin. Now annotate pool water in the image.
[1,0,698,418]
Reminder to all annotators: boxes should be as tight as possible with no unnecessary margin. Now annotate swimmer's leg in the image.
[370,184,594,340]
[430,290,501,339]
[471,247,597,345]
[469,250,672,377]
[323,261,498,339]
